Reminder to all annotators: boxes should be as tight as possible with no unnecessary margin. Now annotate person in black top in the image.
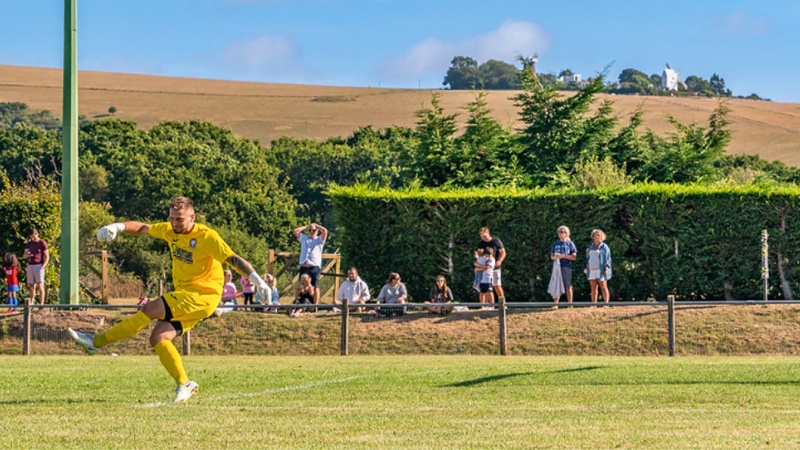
[290,274,315,317]
[477,227,507,302]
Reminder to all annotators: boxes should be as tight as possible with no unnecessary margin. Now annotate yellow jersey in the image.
[149,222,234,295]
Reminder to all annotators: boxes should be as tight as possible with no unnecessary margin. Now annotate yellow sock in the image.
[94,310,151,348]
[153,340,189,385]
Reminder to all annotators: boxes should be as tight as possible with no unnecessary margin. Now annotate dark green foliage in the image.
[443,56,480,90]
[0,175,62,295]
[616,68,656,95]
[0,102,62,131]
[513,65,619,185]
[267,126,409,245]
[636,105,731,183]
[0,124,62,183]
[443,56,521,90]
[80,119,299,251]
[330,184,800,302]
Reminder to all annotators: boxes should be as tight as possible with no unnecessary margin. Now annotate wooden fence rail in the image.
[9,298,799,357]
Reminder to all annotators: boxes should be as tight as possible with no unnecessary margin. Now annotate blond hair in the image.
[591,229,606,241]
[169,196,194,212]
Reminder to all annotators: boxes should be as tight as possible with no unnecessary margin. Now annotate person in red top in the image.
[3,252,21,314]
[23,228,49,305]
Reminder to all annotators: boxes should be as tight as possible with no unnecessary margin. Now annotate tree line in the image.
[442,56,766,100]
[0,61,794,294]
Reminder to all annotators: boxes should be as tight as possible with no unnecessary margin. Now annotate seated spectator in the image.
[290,274,315,318]
[214,269,241,316]
[425,275,454,315]
[263,273,280,313]
[335,267,370,312]
[376,272,407,317]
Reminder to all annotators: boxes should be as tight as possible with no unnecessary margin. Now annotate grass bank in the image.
[2,304,799,356]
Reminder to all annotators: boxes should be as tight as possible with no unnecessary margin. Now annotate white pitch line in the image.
[136,375,364,409]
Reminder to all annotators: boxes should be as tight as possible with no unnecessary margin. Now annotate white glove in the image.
[249,272,271,305]
[97,223,126,241]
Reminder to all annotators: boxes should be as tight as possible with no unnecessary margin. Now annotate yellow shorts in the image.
[163,290,221,332]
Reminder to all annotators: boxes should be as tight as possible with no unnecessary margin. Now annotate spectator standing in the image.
[477,227,506,302]
[290,274,315,317]
[475,247,496,310]
[3,253,21,314]
[376,272,408,317]
[23,228,49,305]
[336,267,370,312]
[239,274,254,310]
[293,223,328,307]
[550,226,577,305]
[586,229,612,304]
[426,275,454,315]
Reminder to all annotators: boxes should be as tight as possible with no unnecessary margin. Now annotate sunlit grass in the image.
[2,355,800,449]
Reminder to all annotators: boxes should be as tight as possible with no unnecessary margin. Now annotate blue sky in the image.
[2,0,799,102]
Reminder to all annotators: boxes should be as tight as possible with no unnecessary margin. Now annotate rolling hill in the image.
[2,64,800,166]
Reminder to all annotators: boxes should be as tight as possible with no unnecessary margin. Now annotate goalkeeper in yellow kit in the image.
[69,196,271,403]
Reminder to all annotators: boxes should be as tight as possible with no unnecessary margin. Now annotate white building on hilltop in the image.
[662,63,687,91]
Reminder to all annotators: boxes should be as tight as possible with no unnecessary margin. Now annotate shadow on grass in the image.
[614,305,716,321]
[442,366,605,388]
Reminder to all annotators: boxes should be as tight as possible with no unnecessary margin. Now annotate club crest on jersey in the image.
[190,239,197,248]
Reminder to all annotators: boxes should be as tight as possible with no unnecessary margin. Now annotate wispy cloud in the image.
[378,20,549,81]
[223,33,301,69]
[220,32,318,83]
[713,11,770,35]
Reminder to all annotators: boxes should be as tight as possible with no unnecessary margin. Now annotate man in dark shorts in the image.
[293,223,328,306]
[477,227,507,302]
[24,228,49,305]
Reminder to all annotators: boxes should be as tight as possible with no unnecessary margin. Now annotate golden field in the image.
[2,64,800,166]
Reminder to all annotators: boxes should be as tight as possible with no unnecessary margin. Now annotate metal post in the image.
[498,296,507,355]
[341,299,349,355]
[22,298,32,355]
[667,295,675,357]
[60,0,81,305]
[761,229,769,301]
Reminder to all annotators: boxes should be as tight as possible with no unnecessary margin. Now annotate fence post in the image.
[499,296,507,355]
[667,295,676,357]
[182,331,191,356]
[22,298,32,355]
[341,299,349,355]
[101,250,109,303]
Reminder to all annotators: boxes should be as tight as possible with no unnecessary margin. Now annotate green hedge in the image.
[0,178,61,297]
[329,184,800,302]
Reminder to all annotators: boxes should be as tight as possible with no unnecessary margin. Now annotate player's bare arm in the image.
[227,254,271,303]
[225,254,257,278]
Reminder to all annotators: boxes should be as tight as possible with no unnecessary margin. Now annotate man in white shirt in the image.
[293,223,328,306]
[336,267,370,312]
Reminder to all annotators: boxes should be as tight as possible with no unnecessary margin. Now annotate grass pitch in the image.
[1,355,799,449]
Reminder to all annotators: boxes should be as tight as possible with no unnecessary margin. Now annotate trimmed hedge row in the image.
[329,184,800,302]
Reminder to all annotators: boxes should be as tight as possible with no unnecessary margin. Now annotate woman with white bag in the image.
[548,226,577,305]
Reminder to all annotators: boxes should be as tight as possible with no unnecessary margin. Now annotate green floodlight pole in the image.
[60,0,80,305]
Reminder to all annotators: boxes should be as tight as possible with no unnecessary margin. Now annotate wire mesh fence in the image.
[3,300,800,357]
